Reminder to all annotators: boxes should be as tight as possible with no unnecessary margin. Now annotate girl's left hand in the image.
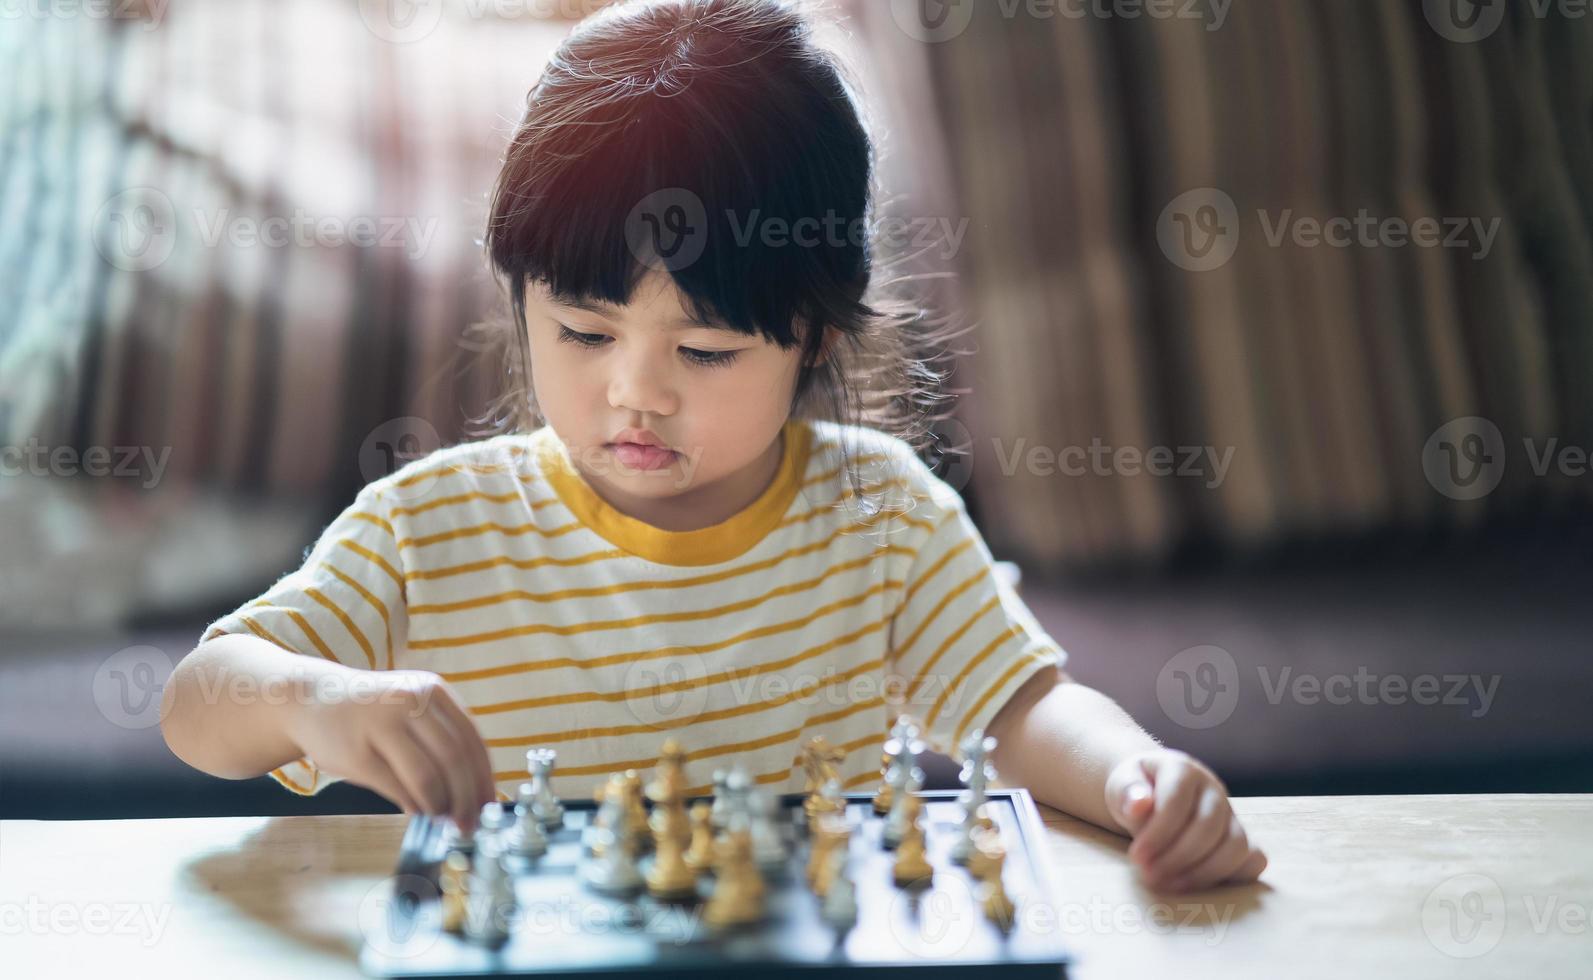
[1104,749,1268,893]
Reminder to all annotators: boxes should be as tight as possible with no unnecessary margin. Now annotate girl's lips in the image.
[609,442,677,470]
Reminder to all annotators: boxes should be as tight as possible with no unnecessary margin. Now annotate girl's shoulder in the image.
[800,418,967,518]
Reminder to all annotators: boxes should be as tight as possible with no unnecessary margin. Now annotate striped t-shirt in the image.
[200,417,1067,803]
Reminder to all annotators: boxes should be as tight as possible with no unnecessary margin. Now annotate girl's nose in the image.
[607,353,679,417]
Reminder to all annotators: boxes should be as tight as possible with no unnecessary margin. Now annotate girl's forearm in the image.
[985,669,1162,835]
[160,634,348,780]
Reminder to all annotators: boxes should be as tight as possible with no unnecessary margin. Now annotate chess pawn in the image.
[683,801,716,873]
[646,825,700,901]
[870,746,895,815]
[704,828,766,929]
[583,779,614,857]
[748,788,788,876]
[581,774,643,896]
[969,834,1016,930]
[951,803,996,866]
[647,739,693,851]
[891,794,933,889]
[439,850,471,935]
[882,764,924,850]
[508,781,549,859]
[525,748,564,830]
[710,769,731,831]
[818,846,858,934]
[464,839,515,948]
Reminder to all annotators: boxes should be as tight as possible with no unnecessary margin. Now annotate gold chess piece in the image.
[683,800,716,873]
[891,793,933,888]
[870,749,894,815]
[969,832,1015,929]
[621,769,652,854]
[647,739,692,851]
[646,824,700,900]
[440,850,471,935]
[704,828,766,929]
[798,736,846,822]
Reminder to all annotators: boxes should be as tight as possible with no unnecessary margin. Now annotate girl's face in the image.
[525,270,813,530]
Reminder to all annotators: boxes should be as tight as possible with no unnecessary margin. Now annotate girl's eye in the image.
[556,325,609,349]
[558,324,741,368]
[680,347,740,368]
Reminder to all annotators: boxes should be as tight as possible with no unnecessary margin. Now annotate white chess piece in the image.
[508,781,549,859]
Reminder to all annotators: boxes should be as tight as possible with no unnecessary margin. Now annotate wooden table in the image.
[1,795,1587,978]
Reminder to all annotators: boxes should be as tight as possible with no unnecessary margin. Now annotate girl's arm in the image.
[986,667,1268,892]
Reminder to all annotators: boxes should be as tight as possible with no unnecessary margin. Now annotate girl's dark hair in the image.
[476,0,966,507]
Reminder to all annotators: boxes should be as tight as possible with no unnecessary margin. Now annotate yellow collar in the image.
[531,419,813,567]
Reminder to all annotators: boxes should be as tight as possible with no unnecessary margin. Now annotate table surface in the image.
[1,794,1587,979]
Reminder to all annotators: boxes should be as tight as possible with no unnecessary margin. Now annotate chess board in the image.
[358,789,1071,979]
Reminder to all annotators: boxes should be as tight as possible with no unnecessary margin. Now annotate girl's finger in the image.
[1165,815,1251,891]
[410,712,485,834]
[376,726,453,820]
[359,741,422,816]
[1128,761,1199,864]
[1225,846,1269,885]
[432,683,498,809]
[1144,785,1229,882]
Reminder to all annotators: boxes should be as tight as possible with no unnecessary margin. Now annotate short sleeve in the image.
[198,481,409,795]
[885,477,1066,759]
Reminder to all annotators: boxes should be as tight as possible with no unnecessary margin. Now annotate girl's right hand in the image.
[284,668,498,833]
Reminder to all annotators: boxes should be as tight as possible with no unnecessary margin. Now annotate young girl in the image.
[162,0,1264,895]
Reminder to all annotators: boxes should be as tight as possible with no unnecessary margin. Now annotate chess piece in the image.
[583,779,614,857]
[882,758,924,850]
[581,773,643,895]
[646,823,700,901]
[507,780,549,859]
[525,747,564,830]
[799,736,846,822]
[870,746,895,815]
[647,738,693,851]
[806,811,849,896]
[818,845,858,934]
[683,800,716,873]
[748,787,788,876]
[953,730,999,865]
[440,850,471,935]
[621,769,652,854]
[704,828,766,929]
[968,832,1015,930]
[464,819,515,947]
[710,769,732,831]
[891,793,933,889]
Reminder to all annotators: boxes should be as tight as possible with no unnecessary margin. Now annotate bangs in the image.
[485,0,875,351]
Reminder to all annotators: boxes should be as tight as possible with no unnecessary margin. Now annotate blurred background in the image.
[3,0,1592,820]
